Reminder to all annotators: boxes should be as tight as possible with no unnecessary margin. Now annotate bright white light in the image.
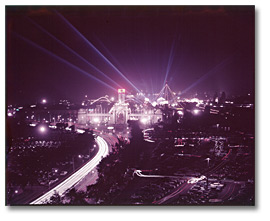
[39,126,46,133]
[160,100,168,105]
[140,118,148,124]
[76,129,85,134]
[93,118,99,123]
[111,97,115,101]
[107,126,114,130]
[7,112,13,117]
[152,101,157,107]
[193,109,200,115]
[145,97,150,102]
[42,99,47,104]
[187,175,206,184]
[190,98,199,103]
[49,125,57,129]
[177,110,184,115]
[30,123,37,127]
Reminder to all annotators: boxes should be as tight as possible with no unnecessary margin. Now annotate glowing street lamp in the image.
[42,99,47,104]
[205,157,211,188]
[193,109,200,115]
[205,157,211,167]
[39,126,47,133]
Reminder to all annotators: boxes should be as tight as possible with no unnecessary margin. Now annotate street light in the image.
[39,126,47,133]
[205,157,211,167]
[193,109,200,115]
[205,157,211,188]
[42,99,47,104]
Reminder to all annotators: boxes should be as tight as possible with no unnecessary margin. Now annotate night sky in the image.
[6,6,255,105]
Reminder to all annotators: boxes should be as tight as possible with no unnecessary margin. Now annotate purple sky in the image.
[6,6,255,104]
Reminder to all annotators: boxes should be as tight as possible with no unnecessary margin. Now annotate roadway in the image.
[152,149,233,205]
[30,136,109,205]
[133,170,204,205]
[217,182,240,201]
[153,181,194,204]
[75,132,119,192]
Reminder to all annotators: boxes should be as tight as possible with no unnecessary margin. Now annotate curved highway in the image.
[30,136,109,205]
[153,149,233,204]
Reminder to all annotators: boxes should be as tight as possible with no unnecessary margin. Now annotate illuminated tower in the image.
[155,83,176,104]
[118,89,126,104]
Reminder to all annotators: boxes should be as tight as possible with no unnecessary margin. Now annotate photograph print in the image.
[6,5,255,206]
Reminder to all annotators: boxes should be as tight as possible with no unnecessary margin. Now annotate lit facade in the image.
[78,89,162,125]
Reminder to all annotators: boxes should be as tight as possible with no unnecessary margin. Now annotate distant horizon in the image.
[6,89,254,106]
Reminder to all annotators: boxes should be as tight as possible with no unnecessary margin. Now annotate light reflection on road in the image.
[30,136,109,205]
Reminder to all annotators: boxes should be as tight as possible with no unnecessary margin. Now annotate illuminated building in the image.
[78,88,162,125]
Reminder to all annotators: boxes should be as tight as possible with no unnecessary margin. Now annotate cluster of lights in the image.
[184,98,203,104]
[187,175,206,184]
[144,97,150,102]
